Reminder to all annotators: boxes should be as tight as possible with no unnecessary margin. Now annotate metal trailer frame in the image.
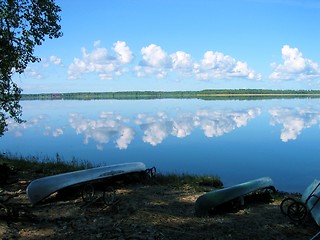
[280,181,320,223]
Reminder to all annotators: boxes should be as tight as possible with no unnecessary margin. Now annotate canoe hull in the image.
[195,177,274,215]
[302,179,320,226]
[26,162,146,205]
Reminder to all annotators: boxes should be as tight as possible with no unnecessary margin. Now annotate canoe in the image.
[301,179,320,226]
[26,162,146,205]
[195,177,274,215]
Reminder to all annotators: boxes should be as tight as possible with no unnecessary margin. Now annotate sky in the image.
[13,0,320,93]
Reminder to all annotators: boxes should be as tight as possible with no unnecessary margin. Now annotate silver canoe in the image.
[195,177,274,215]
[302,179,320,226]
[26,162,146,205]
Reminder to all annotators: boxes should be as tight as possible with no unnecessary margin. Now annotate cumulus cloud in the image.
[135,44,261,80]
[269,107,320,142]
[49,56,62,65]
[41,55,63,68]
[270,45,320,81]
[194,51,261,80]
[67,41,133,80]
[134,44,171,78]
[24,67,44,79]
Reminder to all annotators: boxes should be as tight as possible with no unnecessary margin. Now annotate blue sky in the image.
[13,0,320,93]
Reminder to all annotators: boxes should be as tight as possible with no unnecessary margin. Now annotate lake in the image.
[1,98,320,193]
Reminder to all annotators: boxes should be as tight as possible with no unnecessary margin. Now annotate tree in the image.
[0,0,62,136]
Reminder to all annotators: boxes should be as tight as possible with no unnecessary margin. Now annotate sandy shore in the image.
[1,170,319,239]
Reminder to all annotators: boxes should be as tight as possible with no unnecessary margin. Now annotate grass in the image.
[151,173,223,190]
[0,153,92,176]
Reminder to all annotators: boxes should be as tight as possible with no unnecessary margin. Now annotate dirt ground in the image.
[1,172,319,240]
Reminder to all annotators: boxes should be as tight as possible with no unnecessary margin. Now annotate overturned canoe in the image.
[302,179,320,226]
[195,177,274,215]
[26,162,146,205]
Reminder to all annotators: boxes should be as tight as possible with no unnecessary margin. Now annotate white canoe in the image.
[195,177,274,215]
[26,162,146,205]
[302,179,320,226]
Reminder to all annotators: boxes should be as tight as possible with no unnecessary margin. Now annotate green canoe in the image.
[195,177,274,215]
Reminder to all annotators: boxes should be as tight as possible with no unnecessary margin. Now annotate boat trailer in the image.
[280,181,320,223]
[80,167,156,207]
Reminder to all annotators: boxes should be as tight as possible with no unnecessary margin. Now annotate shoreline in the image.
[1,157,319,239]
[21,89,320,101]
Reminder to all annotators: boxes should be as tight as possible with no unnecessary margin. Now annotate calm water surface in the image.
[1,98,320,193]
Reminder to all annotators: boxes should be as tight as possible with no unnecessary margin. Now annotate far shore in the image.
[21,89,320,101]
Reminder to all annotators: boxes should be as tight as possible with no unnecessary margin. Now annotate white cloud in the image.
[135,44,171,79]
[67,41,133,80]
[42,55,63,68]
[135,44,261,81]
[140,44,170,68]
[195,51,261,80]
[25,67,44,79]
[170,51,194,77]
[49,56,62,65]
[113,41,134,64]
[269,45,320,81]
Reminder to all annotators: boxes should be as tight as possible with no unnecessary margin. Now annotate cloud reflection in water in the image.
[6,105,320,149]
[69,112,135,150]
[269,107,320,142]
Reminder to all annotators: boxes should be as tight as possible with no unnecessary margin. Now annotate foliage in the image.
[21,89,320,101]
[0,0,62,136]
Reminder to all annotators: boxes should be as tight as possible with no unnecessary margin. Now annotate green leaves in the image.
[0,0,62,136]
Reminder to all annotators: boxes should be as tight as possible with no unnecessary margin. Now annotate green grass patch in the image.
[0,153,92,177]
[151,173,223,190]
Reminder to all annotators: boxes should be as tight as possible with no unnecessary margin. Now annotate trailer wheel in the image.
[280,197,297,216]
[81,184,95,203]
[287,201,307,222]
[103,186,115,206]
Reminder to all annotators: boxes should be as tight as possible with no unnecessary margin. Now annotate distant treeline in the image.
[21,89,320,101]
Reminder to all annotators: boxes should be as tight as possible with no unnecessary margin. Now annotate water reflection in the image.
[6,106,265,150]
[194,108,261,137]
[7,114,47,137]
[136,108,261,145]
[269,107,320,142]
[6,104,320,148]
[69,112,135,150]
[3,99,320,193]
